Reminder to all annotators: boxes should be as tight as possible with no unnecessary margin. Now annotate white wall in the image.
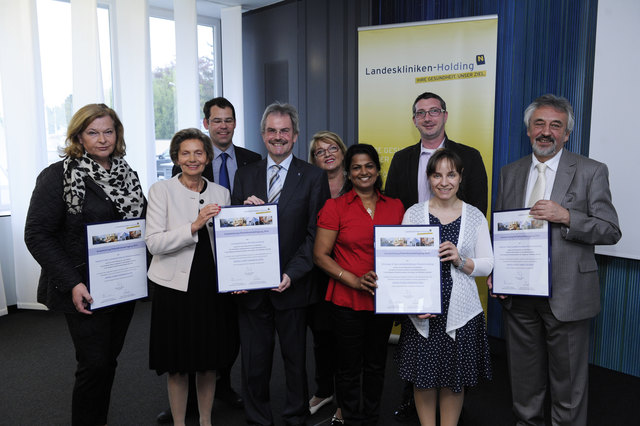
[589,0,640,259]
[0,216,15,307]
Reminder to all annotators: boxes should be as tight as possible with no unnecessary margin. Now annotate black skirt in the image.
[149,226,239,375]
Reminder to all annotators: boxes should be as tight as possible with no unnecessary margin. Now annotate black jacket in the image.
[385,138,488,215]
[24,161,144,312]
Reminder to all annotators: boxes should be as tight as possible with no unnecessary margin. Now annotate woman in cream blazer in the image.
[146,171,228,291]
[146,128,237,426]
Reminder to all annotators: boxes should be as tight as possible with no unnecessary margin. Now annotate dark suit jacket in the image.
[385,138,488,214]
[171,145,262,182]
[231,156,331,311]
[495,150,621,321]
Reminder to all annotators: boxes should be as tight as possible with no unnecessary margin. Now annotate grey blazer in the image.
[495,150,621,321]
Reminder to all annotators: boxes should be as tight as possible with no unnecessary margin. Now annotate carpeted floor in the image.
[0,300,638,425]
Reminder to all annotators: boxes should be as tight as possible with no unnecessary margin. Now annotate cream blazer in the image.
[146,176,230,292]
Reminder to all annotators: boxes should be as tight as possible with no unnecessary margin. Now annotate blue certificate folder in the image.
[491,208,552,297]
[85,218,148,310]
[213,203,281,292]
[373,224,442,315]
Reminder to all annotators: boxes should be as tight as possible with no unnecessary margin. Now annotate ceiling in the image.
[200,0,284,11]
[149,0,284,17]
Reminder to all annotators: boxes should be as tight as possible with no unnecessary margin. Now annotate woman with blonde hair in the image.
[309,130,348,198]
[307,131,348,423]
[25,103,145,426]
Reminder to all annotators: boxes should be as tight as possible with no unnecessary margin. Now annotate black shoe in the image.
[156,409,172,424]
[330,415,345,425]
[215,386,244,409]
[393,397,417,422]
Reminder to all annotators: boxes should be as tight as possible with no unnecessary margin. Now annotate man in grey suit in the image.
[491,94,621,425]
[232,102,330,426]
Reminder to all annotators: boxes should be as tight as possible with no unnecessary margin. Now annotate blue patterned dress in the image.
[395,214,492,392]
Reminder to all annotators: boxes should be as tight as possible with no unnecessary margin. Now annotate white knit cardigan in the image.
[402,201,493,339]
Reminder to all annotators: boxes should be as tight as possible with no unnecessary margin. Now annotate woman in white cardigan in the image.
[146,128,235,426]
[395,149,493,426]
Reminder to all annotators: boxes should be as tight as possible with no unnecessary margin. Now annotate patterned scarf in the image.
[63,154,144,219]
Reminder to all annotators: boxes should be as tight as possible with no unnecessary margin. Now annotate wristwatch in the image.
[455,255,466,270]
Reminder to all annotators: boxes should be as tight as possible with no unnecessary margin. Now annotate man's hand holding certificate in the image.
[213,204,281,292]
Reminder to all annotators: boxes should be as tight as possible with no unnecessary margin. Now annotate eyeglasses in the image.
[265,128,291,137]
[415,108,446,119]
[314,145,339,158]
[208,118,235,125]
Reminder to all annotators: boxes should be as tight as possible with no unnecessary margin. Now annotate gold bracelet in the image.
[338,270,344,279]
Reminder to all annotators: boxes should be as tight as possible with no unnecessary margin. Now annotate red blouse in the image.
[317,189,405,311]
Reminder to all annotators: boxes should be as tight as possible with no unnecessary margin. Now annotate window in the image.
[37,0,114,164]
[198,24,216,107]
[37,0,73,164]
[149,16,177,180]
[150,14,219,181]
[97,5,113,106]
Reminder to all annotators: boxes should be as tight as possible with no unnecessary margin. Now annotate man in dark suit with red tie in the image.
[232,102,330,426]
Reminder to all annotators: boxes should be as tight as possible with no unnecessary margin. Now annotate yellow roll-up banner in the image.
[358,16,498,212]
[359,16,498,320]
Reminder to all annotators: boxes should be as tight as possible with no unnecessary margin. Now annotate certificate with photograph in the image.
[374,225,442,314]
[86,218,148,309]
[492,208,551,296]
[214,204,281,292]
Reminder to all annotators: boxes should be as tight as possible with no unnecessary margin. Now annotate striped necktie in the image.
[268,164,283,203]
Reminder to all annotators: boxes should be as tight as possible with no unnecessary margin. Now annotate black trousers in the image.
[238,299,309,426]
[64,302,135,426]
[308,300,336,398]
[332,304,393,426]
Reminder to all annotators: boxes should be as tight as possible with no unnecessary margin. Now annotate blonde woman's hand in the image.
[72,283,93,315]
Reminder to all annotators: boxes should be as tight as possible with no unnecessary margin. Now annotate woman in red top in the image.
[314,143,404,425]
